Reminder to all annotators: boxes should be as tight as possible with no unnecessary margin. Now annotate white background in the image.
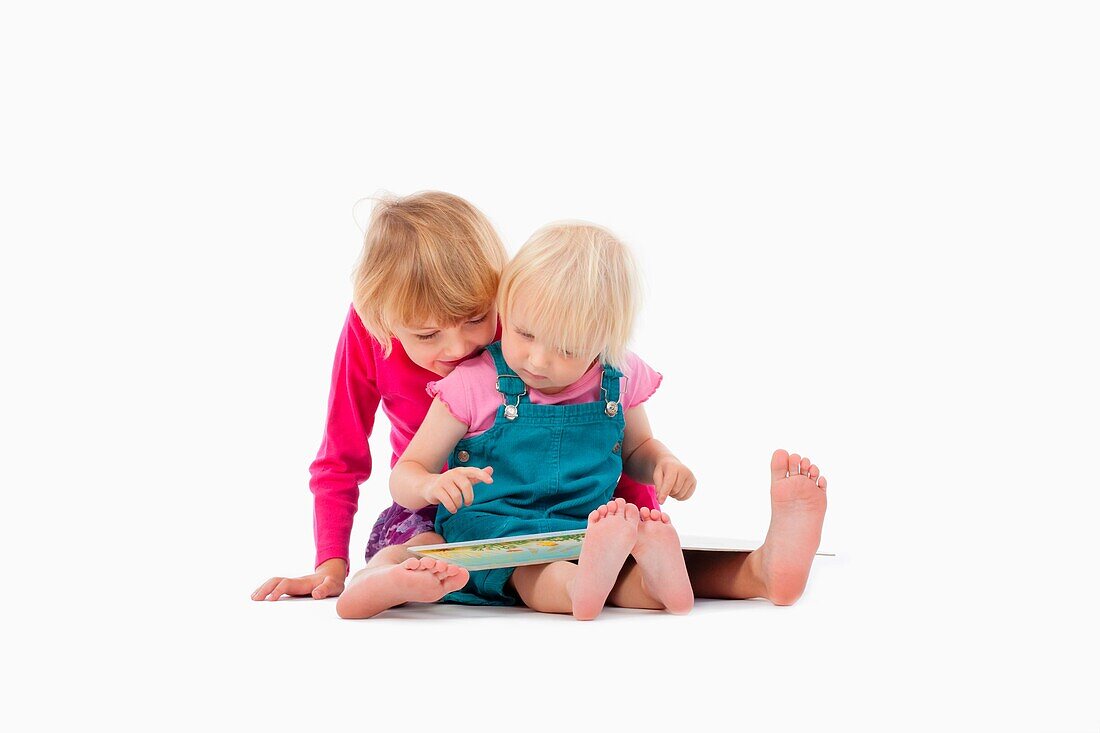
[3,2,1097,730]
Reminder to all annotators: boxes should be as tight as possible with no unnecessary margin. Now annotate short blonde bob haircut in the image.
[498,221,640,370]
[353,191,507,356]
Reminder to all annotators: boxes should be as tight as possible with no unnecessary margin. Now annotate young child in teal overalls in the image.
[387,221,697,620]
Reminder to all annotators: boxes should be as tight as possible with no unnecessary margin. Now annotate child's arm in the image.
[621,404,697,504]
[390,398,494,513]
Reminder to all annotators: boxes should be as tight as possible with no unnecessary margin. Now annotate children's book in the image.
[410,530,834,571]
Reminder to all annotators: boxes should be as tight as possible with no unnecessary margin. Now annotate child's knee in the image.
[373,532,442,565]
[371,543,415,565]
[408,531,444,546]
[511,562,575,613]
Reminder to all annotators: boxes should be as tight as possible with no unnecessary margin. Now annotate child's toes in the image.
[788,453,802,475]
[771,449,790,481]
[817,475,827,491]
[640,506,652,521]
[800,456,811,475]
[808,464,820,480]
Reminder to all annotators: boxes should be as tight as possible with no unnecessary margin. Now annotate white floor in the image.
[16,550,1088,732]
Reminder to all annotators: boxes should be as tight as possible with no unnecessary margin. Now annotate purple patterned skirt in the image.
[364,502,439,562]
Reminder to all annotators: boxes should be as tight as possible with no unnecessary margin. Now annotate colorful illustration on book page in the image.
[410,530,587,570]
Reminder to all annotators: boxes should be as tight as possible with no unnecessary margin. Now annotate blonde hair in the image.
[353,191,507,356]
[498,221,640,370]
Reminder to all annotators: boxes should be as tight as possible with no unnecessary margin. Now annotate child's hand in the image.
[424,466,494,513]
[251,558,347,601]
[653,457,696,504]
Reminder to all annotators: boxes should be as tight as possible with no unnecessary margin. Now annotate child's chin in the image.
[430,363,457,377]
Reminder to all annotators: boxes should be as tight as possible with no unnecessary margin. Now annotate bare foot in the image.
[754,449,828,605]
[335,557,470,619]
[572,498,639,621]
[633,507,694,614]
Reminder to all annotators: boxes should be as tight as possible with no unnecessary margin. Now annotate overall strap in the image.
[599,363,624,418]
[487,340,512,376]
[487,342,527,420]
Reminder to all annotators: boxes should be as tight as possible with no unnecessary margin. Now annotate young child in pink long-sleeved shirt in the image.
[251,192,658,603]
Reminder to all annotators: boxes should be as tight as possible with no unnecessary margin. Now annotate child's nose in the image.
[441,334,467,360]
[529,344,550,368]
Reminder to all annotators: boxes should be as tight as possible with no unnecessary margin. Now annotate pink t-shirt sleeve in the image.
[308,306,379,571]
[425,354,494,429]
[426,370,465,425]
[620,352,663,409]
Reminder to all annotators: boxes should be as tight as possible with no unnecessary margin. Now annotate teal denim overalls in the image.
[435,341,627,605]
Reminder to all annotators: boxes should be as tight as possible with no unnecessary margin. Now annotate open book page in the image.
[410,531,588,571]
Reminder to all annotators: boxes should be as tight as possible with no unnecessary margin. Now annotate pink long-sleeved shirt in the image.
[308,305,657,569]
